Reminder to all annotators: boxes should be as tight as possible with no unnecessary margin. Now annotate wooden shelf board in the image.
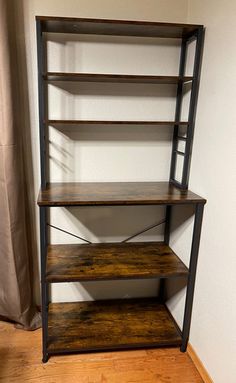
[46,241,188,282]
[47,298,182,354]
[44,72,193,84]
[36,16,202,39]
[47,120,189,126]
[37,182,206,207]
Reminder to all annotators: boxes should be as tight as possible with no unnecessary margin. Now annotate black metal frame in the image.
[37,19,49,363]
[162,201,205,352]
[169,27,204,189]
[36,20,47,189]
[39,207,49,363]
[181,202,204,351]
[36,17,205,363]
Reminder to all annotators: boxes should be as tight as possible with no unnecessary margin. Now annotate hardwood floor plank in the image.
[0,321,204,383]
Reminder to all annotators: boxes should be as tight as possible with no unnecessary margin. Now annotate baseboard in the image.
[187,344,213,383]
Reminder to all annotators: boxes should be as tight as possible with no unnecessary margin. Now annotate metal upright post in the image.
[36,19,49,363]
[40,207,49,363]
[36,19,47,189]
[160,204,172,301]
[169,38,187,186]
[164,205,171,245]
[181,203,204,352]
[181,28,204,188]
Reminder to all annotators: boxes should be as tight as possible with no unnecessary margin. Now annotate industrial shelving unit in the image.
[36,16,206,363]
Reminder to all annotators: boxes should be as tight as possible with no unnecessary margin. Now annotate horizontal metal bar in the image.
[47,224,91,244]
[177,136,187,141]
[122,219,166,243]
[186,32,197,45]
[47,340,182,356]
[175,150,185,156]
[174,122,189,127]
[48,272,189,284]
[164,303,183,336]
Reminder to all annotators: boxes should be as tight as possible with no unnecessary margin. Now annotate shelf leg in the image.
[159,205,172,301]
[181,203,204,352]
[164,205,171,245]
[42,353,49,364]
[40,207,49,363]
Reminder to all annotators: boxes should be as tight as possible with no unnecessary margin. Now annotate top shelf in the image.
[36,16,203,39]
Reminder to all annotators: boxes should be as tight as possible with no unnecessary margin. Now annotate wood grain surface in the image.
[187,344,213,383]
[46,242,188,282]
[36,16,202,39]
[37,182,206,206]
[47,119,189,125]
[44,73,193,84]
[47,299,182,353]
[0,320,204,383]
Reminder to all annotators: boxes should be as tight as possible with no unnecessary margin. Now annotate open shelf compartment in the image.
[46,241,189,282]
[47,298,182,354]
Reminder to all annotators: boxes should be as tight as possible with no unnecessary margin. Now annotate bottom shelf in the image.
[47,298,182,354]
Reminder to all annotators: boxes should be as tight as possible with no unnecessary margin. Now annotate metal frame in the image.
[36,18,205,363]
[39,207,49,363]
[169,27,204,189]
[36,20,47,189]
[37,20,49,363]
[162,201,205,350]
[181,202,204,351]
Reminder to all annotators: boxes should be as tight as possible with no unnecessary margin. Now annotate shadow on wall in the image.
[49,123,173,141]
[48,124,173,183]
[72,204,165,240]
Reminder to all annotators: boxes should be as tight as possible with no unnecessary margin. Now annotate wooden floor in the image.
[0,321,203,383]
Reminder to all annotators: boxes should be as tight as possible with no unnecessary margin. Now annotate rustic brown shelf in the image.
[46,242,188,282]
[47,298,182,354]
[47,120,189,126]
[36,16,202,39]
[44,72,193,84]
[36,16,206,362]
[37,182,206,207]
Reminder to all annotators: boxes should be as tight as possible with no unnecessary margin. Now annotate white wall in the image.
[185,1,236,382]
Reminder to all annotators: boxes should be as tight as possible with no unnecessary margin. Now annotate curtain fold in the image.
[0,0,40,330]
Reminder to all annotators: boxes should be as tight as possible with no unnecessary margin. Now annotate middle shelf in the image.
[46,241,188,282]
[38,182,206,206]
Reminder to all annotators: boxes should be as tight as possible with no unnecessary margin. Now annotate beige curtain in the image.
[0,0,40,329]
